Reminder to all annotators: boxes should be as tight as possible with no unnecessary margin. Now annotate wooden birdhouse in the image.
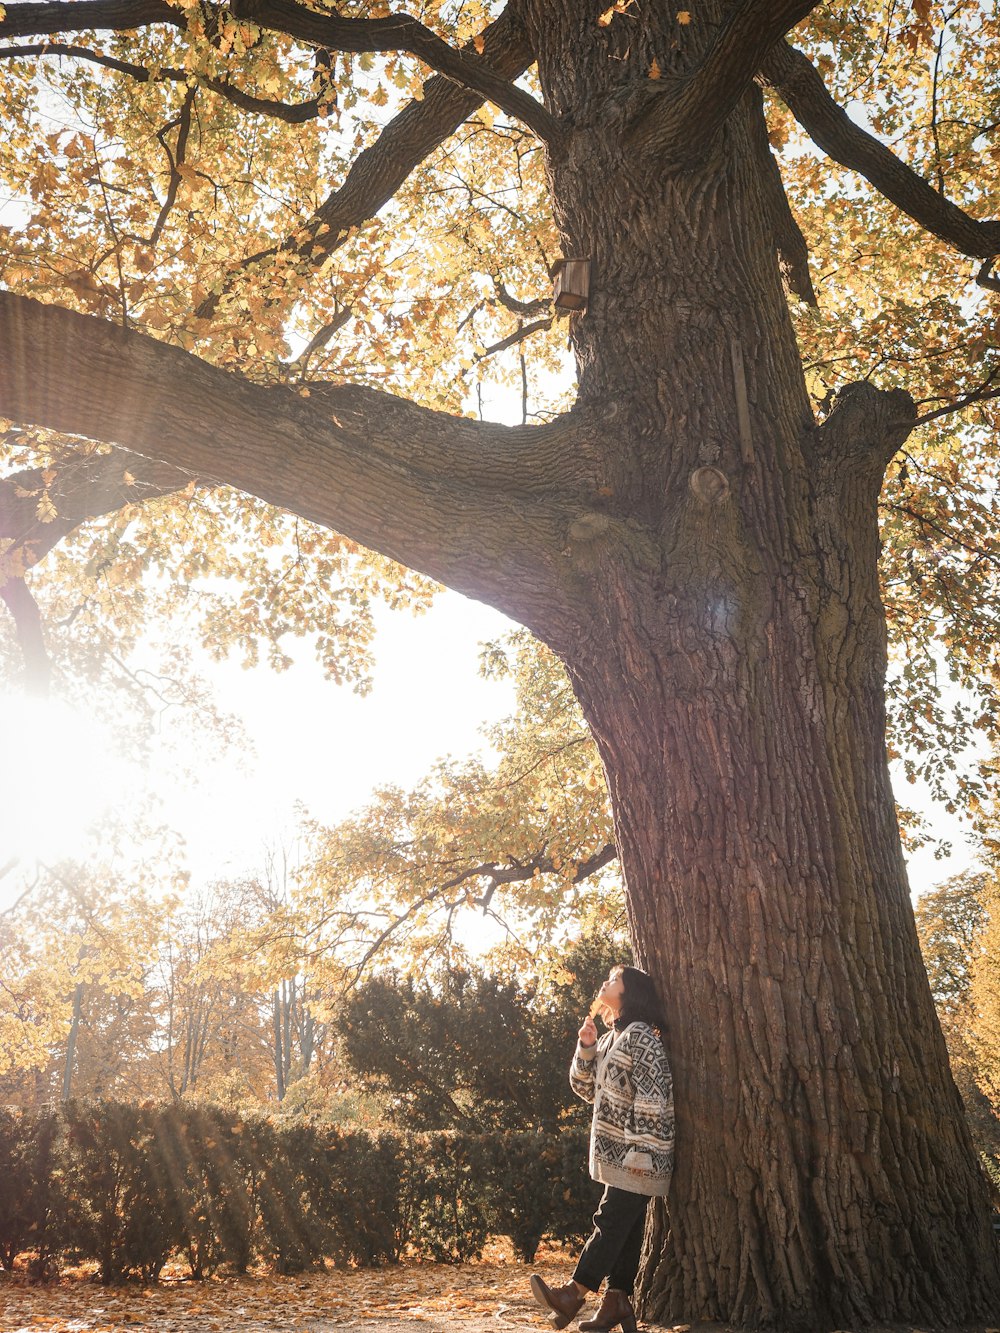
[552,257,592,311]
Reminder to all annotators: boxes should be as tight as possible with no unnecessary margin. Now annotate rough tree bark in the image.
[2,0,1000,1326]
[511,5,1000,1324]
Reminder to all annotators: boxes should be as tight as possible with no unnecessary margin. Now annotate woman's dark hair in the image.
[614,965,668,1036]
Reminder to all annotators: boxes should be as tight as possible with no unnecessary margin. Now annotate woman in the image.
[530,965,674,1333]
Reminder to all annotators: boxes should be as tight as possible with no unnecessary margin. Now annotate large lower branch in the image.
[0,294,587,631]
[0,0,181,38]
[761,40,1000,259]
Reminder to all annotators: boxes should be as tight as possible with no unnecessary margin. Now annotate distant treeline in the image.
[0,1101,595,1282]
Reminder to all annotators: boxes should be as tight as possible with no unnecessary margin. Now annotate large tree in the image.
[2,0,1000,1325]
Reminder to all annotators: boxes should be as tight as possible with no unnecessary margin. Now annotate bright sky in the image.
[0,591,518,906]
[145,591,519,883]
[0,583,978,914]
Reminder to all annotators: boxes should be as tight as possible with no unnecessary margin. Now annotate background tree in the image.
[292,629,620,977]
[3,0,1000,1324]
[0,862,162,1104]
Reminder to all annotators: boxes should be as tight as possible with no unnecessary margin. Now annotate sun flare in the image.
[0,691,130,876]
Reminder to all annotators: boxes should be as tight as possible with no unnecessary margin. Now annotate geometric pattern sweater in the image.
[570,1021,674,1197]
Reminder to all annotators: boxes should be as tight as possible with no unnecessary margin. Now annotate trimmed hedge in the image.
[0,1101,594,1281]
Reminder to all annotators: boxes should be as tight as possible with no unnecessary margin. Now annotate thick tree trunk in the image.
[563,530,1000,1327]
[517,2,1000,1324]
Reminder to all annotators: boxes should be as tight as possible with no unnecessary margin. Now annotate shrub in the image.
[0,1106,63,1273]
[400,1132,492,1263]
[309,1127,405,1264]
[249,1117,328,1275]
[1,1101,598,1277]
[60,1101,179,1282]
[153,1102,254,1277]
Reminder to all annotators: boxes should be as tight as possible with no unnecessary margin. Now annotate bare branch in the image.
[230,0,561,147]
[476,316,553,361]
[344,839,618,976]
[0,0,181,39]
[761,40,1000,260]
[150,84,197,248]
[0,42,326,124]
[628,0,818,161]
[291,305,353,369]
[493,280,550,319]
[197,4,534,314]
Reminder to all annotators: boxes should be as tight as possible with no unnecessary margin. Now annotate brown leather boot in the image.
[579,1287,638,1332]
[529,1275,586,1329]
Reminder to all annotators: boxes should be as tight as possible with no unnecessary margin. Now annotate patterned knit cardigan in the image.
[570,1021,674,1197]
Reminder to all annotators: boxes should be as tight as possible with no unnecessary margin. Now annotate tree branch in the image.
[0,0,182,38]
[0,574,52,692]
[750,87,817,304]
[912,367,1000,426]
[475,316,553,361]
[0,42,326,125]
[761,40,1000,260]
[0,294,591,632]
[229,0,562,148]
[493,280,550,319]
[290,305,353,369]
[197,3,534,314]
[628,0,818,162]
[811,381,917,474]
[150,84,197,248]
[0,447,190,552]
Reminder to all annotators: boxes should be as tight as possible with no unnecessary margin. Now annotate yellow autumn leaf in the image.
[36,493,58,522]
[677,10,692,23]
[649,57,662,79]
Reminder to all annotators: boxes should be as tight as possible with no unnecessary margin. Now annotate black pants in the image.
[572,1185,650,1296]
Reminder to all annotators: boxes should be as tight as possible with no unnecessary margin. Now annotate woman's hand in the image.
[578,1014,598,1047]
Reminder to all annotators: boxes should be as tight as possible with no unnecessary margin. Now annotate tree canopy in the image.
[0,1,998,782]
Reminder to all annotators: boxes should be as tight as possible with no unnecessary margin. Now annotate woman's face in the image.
[598,970,626,1016]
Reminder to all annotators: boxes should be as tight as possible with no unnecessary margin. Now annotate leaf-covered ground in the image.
[2,1249,568,1333]
[1,1249,997,1333]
